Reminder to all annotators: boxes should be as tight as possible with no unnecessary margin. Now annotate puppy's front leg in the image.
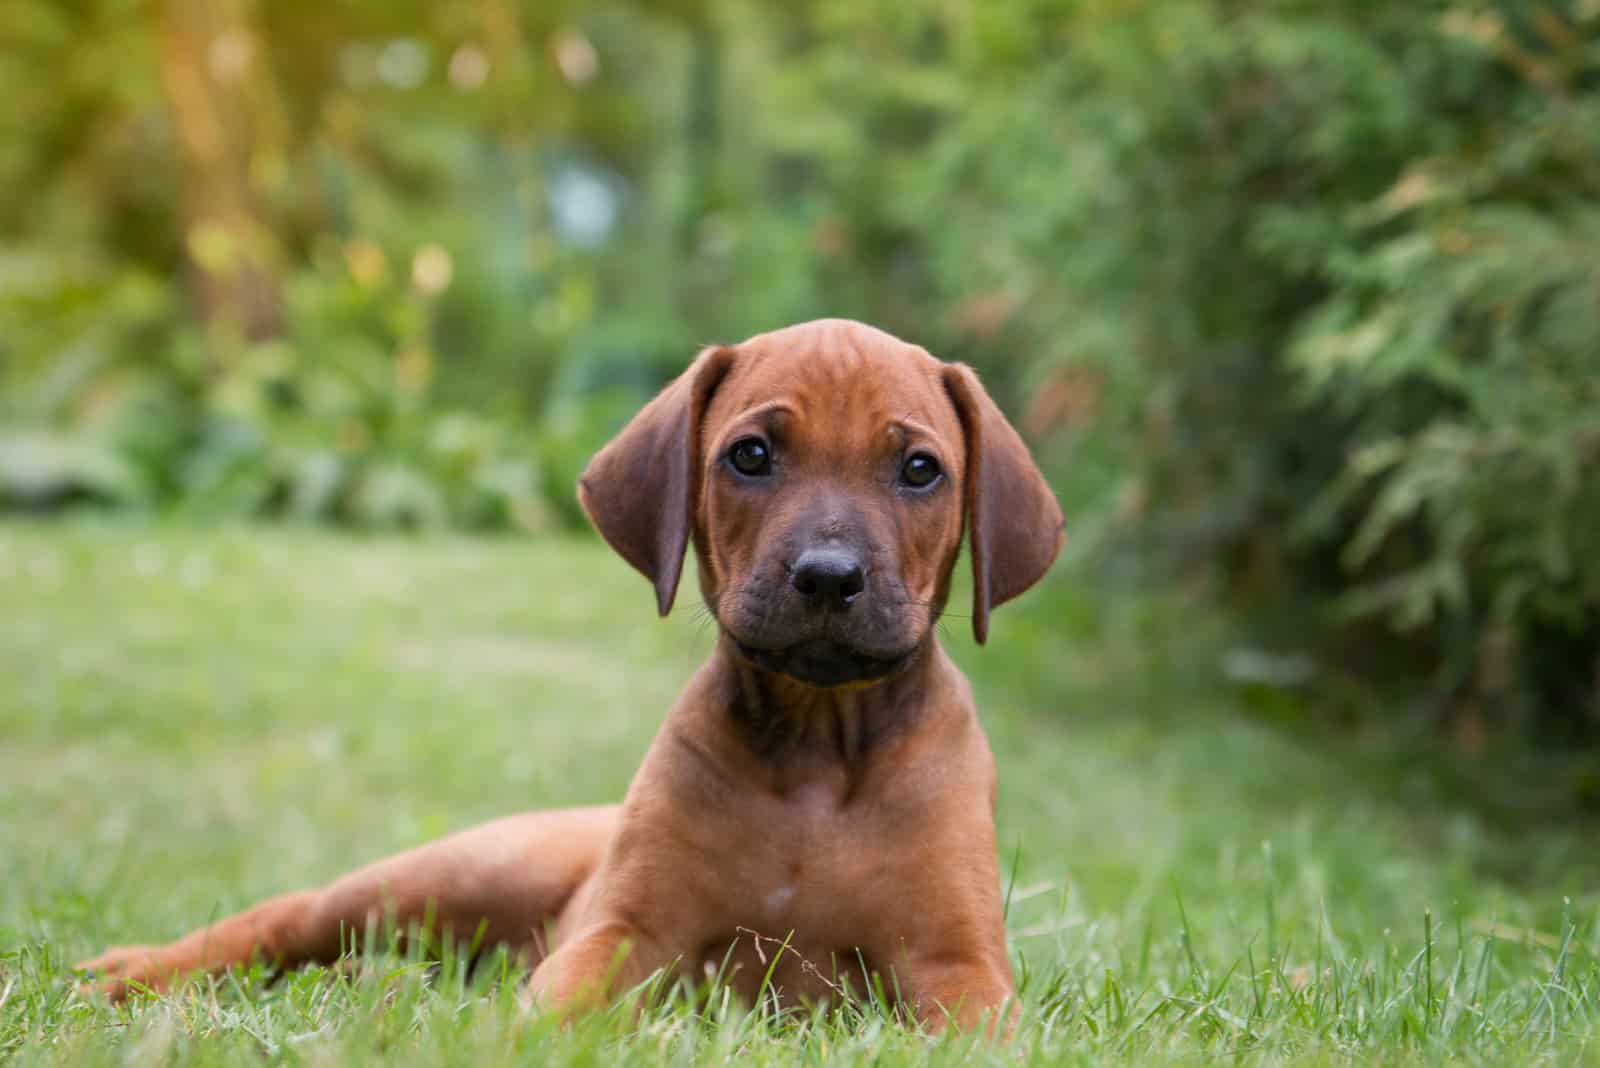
[78,807,615,1000]
[524,918,673,1015]
[896,951,1017,1036]
[76,890,323,1000]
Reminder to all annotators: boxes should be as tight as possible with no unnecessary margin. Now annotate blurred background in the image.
[1,0,1597,760]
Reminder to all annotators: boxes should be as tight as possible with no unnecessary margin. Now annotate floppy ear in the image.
[942,363,1065,644]
[578,345,737,616]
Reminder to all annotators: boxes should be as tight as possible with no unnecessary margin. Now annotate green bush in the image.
[1064,2,1600,739]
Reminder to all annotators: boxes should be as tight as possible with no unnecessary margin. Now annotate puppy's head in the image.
[579,319,1063,688]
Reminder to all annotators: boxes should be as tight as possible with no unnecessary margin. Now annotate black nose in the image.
[790,548,866,608]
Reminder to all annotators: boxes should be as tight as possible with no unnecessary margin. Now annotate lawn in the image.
[3,520,1598,1065]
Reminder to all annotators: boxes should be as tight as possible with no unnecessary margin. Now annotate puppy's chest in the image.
[692,782,901,1004]
[716,779,902,936]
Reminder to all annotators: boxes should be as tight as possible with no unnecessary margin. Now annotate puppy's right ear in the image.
[578,345,737,617]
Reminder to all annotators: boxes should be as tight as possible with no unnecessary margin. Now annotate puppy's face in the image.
[694,327,966,687]
[578,318,1064,691]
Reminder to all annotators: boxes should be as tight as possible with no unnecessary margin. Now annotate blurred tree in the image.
[155,0,285,353]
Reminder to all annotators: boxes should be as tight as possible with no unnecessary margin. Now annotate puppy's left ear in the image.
[579,345,737,616]
[942,363,1065,644]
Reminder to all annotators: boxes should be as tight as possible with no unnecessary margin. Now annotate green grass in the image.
[3,519,1598,1065]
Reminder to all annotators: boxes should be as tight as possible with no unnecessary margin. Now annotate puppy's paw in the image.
[74,944,185,1002]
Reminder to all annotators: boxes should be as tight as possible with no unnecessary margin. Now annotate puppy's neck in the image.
[711,634,942,777]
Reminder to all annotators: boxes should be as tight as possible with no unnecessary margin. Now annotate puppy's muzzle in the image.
[730,544,909,687]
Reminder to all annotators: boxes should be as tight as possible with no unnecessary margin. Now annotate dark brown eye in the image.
[728,437,772,477]
[900,453,942,489]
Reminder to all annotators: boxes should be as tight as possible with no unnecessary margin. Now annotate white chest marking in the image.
[766,885,795,914]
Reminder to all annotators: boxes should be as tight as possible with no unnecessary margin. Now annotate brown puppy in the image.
[77,319,1064,1031]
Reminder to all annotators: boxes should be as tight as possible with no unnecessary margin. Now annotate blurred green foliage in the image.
[1,0,1597,737]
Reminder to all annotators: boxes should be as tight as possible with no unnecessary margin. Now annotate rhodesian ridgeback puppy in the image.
[78,318,1064,1031]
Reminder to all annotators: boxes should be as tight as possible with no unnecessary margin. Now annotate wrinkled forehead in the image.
[703,328,963,455]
